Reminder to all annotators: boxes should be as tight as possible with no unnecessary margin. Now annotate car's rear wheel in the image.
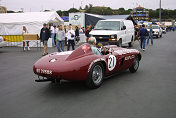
[129,56,139,73]
[86,62,104,89]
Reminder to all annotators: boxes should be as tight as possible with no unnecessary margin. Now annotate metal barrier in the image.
[1,34,41,51]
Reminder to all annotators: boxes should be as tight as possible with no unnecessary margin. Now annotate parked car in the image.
[0,36,7,48]
[33,43,141,89]
[151,25,163,38]
[161,27,166,34]
[89,19,135,47]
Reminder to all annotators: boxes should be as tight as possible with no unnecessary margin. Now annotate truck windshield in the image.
[94,21,120,30]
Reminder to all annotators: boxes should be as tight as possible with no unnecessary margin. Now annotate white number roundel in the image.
[108,55,117,71]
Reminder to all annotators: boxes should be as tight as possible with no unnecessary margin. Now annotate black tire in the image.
[85,62,104,89]
[156,35,159,38]
[117,39,122,47]
[129,56,139,73]
[160,34,162,37]
[128,36,133,47]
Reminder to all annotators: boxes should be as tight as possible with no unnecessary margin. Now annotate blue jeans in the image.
[147,34,153,45]
[140,36,146,49]
[57,40,65,52]
[51,33,55,46]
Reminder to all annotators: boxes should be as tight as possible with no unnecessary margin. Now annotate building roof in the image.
[101,15,130,19]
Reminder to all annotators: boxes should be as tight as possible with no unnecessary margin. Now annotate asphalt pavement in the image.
[0,31,176,118]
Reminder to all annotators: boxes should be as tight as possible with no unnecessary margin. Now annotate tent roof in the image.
[0,12,64,24]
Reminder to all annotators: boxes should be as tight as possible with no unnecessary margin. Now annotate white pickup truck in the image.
[89,19,135,47]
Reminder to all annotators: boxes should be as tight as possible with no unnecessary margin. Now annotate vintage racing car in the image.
[33,43,141,88]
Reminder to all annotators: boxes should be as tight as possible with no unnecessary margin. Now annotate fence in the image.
[1,35,23,47]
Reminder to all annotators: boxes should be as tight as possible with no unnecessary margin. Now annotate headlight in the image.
[111,35,117,39]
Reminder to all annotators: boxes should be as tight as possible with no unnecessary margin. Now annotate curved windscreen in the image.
[66,44,92,60]
[94,21,120,30]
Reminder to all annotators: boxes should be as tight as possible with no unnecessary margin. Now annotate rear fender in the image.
[88,58,107,73]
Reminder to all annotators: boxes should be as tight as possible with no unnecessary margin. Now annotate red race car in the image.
[33,43,141,88]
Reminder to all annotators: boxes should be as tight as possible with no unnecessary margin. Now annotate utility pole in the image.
[159,0,161,23]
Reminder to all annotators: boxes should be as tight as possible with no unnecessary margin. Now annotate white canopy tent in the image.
[0,11,64,35]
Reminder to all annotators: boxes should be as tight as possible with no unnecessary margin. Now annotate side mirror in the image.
[122,26,126,30]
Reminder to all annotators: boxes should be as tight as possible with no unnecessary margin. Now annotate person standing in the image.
[79,27,85,33]
[147,24,153,45]
[40,23,50,56]
[85,25,91,43]
[66,25,75,51]
[22,26,30,51]
[75,26,80,44]
[53,25,57,46]
[138,24,149,51]
[56,25,65,52]
[50,24,55,47]
[64,25,68,46]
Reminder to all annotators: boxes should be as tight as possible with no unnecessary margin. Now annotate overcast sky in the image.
[0,0,175,12]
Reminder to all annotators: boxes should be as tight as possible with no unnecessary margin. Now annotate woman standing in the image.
[85,25,91,43]
[22,26,30,50]
[56,25,65,52]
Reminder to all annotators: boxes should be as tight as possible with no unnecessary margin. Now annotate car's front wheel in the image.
[117,39,122,47]
[86,62,104,89]
[129,56,139,73]
[160,34,162,37]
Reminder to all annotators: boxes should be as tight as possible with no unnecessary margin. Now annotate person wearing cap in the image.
[138,24,149,51]
[40,23,51,56]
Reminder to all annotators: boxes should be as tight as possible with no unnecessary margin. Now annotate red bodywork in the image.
[33,43,141,81]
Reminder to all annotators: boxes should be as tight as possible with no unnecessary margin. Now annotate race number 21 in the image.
[108,55,117,71]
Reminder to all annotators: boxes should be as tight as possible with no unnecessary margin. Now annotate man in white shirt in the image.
[66,24,75,51]
[50,24,55,47]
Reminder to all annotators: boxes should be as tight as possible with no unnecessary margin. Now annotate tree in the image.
[85,5,89,10]
[68,8,79,13]
[7,10,15,13]
[89,4,93,8]
[56,10,62,16]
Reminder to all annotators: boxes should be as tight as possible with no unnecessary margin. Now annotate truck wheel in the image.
[156,35,159,38]
[128,37,133,47]
[160,34,162,37]
[129,56,139,73]
[86,62,104,89]
[117,39,122,47]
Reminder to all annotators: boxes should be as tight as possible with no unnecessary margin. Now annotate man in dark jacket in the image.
[40,23,51,56]
[138,24,149,51]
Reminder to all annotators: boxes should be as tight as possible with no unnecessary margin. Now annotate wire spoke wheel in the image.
[86,62,104,89]
[92,65,103,84]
